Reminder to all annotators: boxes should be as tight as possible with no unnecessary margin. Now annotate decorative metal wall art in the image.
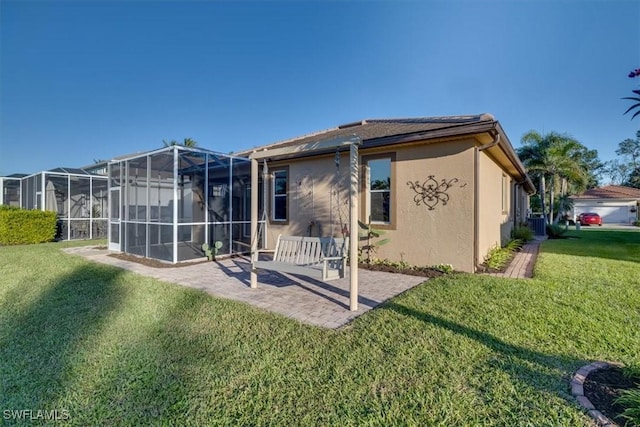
[407,175,464,210]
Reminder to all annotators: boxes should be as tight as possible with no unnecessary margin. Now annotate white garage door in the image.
[580,205,629,224]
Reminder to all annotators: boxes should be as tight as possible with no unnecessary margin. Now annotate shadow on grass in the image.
[0,257,217,425]
[541,229,640,264]
[0,262,126,420]
[69,290,212,424]
[386,301,588,398]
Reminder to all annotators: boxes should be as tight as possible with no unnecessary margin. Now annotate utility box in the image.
[527,217,546,236]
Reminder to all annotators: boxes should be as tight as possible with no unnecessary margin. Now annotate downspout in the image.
[514,178,531,227]
[474,130,501,271]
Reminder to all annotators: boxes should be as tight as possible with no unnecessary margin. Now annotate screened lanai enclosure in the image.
[5,169,109,240]
[0,174,25,207]
[109,146,262,263]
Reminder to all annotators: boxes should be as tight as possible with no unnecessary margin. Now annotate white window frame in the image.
[502,173,509,214]
[272,169,288,222]
[366,157,392,225]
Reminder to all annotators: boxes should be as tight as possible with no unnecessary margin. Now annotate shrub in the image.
[358,220,390,264]
[511,225,534,242]
[0,205,20,212]
[483,239,523,270]
[616,386,640,426]
[0,208,57,245]
[633,220,640,227]
[431,263,454,274]
[545,223,567,239]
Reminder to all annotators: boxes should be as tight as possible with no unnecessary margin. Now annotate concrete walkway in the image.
[488,236,545,279]
[63,247,426,329]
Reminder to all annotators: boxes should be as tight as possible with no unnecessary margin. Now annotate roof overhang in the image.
[249,135,361,161]
[244,117,536,195]
[481,124,536,194]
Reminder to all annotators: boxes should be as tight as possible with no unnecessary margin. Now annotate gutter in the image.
[474,129,501,271]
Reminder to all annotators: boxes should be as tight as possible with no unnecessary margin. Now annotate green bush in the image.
[483,239,523,270]
[633,220,640,227]
[0,207,57,245]
[511,225,534,242]
[545,223,567,239]
[616,386,640,425]
[614,365,640,425]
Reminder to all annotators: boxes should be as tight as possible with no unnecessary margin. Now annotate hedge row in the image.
[0,206,57,245]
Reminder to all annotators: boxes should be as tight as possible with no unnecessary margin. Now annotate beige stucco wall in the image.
[477,151,513,266]
[264,139,478,272]
[379,140,476,272]
[261,137,528,273]
[264,153,350,245]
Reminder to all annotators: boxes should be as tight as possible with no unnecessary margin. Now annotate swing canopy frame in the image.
[248,135,362,311]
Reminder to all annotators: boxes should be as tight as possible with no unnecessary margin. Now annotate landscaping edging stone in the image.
[572,361,624,427]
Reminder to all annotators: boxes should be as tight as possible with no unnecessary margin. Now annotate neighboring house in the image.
[571,185,640,224]
[237,114,535,273]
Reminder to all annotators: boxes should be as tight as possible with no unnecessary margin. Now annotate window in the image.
[502,174,509,214]
[367,157,391,224]
[272,169,288,221]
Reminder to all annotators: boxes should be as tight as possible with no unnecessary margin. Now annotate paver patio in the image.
[63,235,545,327]
[63,247,425,328]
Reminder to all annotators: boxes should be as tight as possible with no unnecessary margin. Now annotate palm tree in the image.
[517,131,589,224]
[624,68,640,120]
[623,89,640,120]
[163,137,198,147]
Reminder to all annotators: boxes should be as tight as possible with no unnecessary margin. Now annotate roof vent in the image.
[338,120,366,129]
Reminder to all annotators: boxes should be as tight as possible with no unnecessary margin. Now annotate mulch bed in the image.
[584,367,639,426]
[358,263,445,278]
[108,252,211,268]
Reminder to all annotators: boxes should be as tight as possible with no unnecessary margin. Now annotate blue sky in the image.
[1,0,639,177]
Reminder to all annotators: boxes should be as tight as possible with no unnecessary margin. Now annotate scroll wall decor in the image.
[407,175,464,210]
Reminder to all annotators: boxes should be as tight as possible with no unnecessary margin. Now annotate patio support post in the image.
[40,172,45,212]
[250,157,258,288]
[349,142,359,311]
[262,160,269,248]
[89,178,93,239]
[172,147,179,264]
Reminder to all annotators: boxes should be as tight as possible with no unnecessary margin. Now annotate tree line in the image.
[516,129,639,225]
[518,67,640,225]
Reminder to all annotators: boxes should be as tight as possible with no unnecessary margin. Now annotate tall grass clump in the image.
[512,225,534,242]
[483,239,523,270]
[616,366,640,426]
[546,223,567,239]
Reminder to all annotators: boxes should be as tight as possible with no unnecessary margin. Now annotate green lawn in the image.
[1,230,639,426]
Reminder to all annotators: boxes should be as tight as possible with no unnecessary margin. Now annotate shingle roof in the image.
[234,113,535,194]
[234,114,496,156]
[572,185,640,199]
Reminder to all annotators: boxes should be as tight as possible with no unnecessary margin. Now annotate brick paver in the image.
[63,247,425,328]
[488,236,545,279]
[571,361,624,427]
